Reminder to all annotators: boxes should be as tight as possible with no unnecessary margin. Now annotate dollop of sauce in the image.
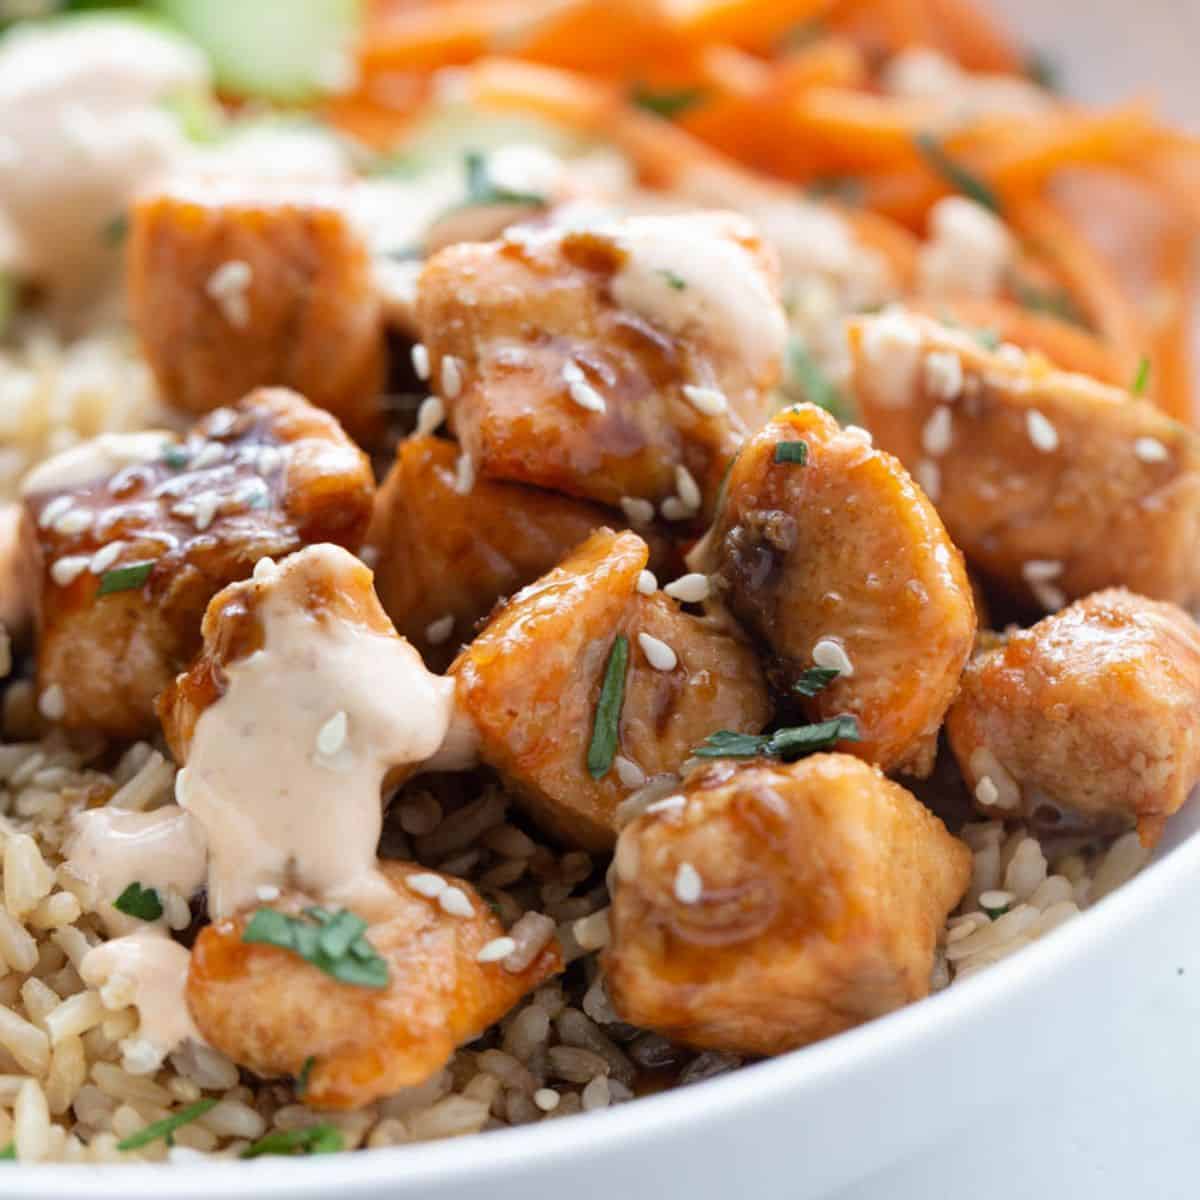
[175,546,456,920]
[19,430,174,497]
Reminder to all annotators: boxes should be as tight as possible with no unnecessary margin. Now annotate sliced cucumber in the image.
[151,0,363,102]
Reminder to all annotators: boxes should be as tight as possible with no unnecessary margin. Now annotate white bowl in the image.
[10,4,1199,1196]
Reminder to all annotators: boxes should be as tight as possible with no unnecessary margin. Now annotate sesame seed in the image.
[255,446,283,476]
[440,355,464,399]
[411,343,431,381]
[638,631,678,672]
[915,458,941,501]
[659,497,692,522]
[191,442,225,470]
[53,508,93,536]
[205,260,252,329]
[843,425,874,445]
[476,936,517,963]
[921,406,953,457]
[415,395,445,438]
[924,350,964,401]
[439,886,473,918]
[50,556,90,587]
[533,1088,561,1112]
[681,384,728,416]
[253,557,276,581]
[1134,436,1169,464]
[614,755,646,789]
[636,570,657,596]
[315,711,348,757]
[38,496,73,529]
[425,614,455,645]
[674,465,702,511]
[88,542,124,575]
[1021,560,1063,583]
[664,573,709,604]
[975,776,1000,807]
[173,492,220,532]
[405,873,447,899]
[206,409,237,437]
[620,496,655,527]
[673,862,702,904]
[38,685,66,722]
[812,637,854,678]
[646,794,686,816]
[1022,560,1065,611]
[563,361,607,413]
[255,885,280,902]
[1026,409,1059,453]
[453,452,475,495]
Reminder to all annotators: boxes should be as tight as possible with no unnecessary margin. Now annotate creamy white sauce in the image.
[80,929,200,1055]
[608,212,788,383]
[0,19,208,302]
[20,430,174,497]
[175,545,455,920]
[64,805,207,937]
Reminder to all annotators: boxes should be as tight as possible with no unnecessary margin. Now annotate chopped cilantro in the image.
[162,444,190,470]
[1010,275,1085,327]
[774,440,809,465]
[630,84,708,120]
[914,133,1001,214]
[658,269,687,291]
[694,715,860,761]
[1131,355,1151,397]
[242,907,389,989]
[113,882,164,923]
[586,634,629,780]
[462,150,546,209]
[0,1142,13,1161]
[117,1099,217,1152]
[792,667,840,698]
[296,1055,315,1097]
[97,561,155,597]
[240,1123,343,1158]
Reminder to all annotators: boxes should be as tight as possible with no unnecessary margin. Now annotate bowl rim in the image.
[10,815,1198,1198]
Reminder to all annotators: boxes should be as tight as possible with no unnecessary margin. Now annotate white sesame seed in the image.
[206,409,237,437]
[88,542,124,575]
[843,425,874,445]
[425,614,455,645]
[923,350,963,401]
[921,406,953,457]
[914,458,941,501]
[315,711,348,757]
[476,936,517,964]
[664,573,710,604]
[975,776,1000,807]
[411,342,431,381]
[53,508,93,536]
[681,384,728,416]
[979,889,1015,911]
[405,873,447,899]
[1021,559,1063,583]
[38,496,73,529]
[636,570,657,596]
[533,1088,561,1112]
[619,496,655,527]
[674,465,702,511]
[191,442,225,470]
[38,685,66,722]
[563,361,607,414]
[253,557,276,581]
[50,556,90,587]
[255,885,280,902]
[674,862,702,904]
[1134,436,1169,464]
[638,631,678,672]
[440,355,464,399]
[659,497,692,522]
[173,492,220,532]
[1022,560,1066,610]
[646,794,686,816]
[415,395,445,438]
[614,755,646,789]
[439,886,473,918]
[812,637,854,678]
[205,260,252,329]
[1026,409,1059,453]
[255,446,283,476]
[1030,581,1066,612]
[453,452,475,495]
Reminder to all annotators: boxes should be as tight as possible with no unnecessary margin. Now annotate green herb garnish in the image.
[162,444,190,470]
[97,561,155,597]
[296,1056,315,1097]
[0,1142,13,1161]
[694,716,860,761]
[242,907,389,989]
[116,1098,217,1152]
[586,634,629,779]
[630,84,708,120]
[774,440,809,466]
[1026,50,1061,93]
[793,667,840,697]
[974,327,1001,351]
[114,882,163,923]
[1010,276,1085,327]
[915,133,1001,214]
[786,340,853,423]
[462,150,546,209]
[1131,355,1151,397]
[240,1123,344,1159]
[658,269,686,291]
[102,213,129,246]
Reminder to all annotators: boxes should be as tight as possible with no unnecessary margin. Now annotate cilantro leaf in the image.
[113,882,164,923]
[242,907,389,989]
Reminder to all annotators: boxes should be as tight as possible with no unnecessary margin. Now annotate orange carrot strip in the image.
[920,0,1024,73]
[670,0,834,51]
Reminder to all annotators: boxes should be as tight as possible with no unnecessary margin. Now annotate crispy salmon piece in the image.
[946,589,1200,847]
[605,754,970,1056]
[25,389,373,739]
[451,529,771,850]
[415,211,787,525]
[187,860,561,1110]
[691,403,976,776]
[847,312,1200,609]
[129,179,386,443]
